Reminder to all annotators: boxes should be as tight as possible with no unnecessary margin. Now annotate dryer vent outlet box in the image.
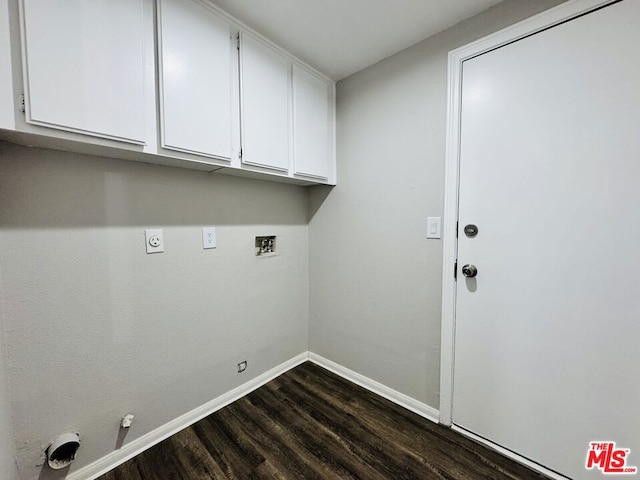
[47,433,80,470]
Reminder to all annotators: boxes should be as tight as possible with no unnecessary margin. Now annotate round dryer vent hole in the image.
[47,432,80,470]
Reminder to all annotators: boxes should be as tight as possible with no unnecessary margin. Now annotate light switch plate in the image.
[427,217,441,239]
[145,229,164,254]
[202,227,217,249]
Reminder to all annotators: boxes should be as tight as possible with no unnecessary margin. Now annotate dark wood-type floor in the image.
[100,362,549,480]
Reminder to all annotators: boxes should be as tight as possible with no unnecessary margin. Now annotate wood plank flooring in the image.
[100,362,550,480]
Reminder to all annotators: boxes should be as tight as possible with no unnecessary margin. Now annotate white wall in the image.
[0,285,18,480]
[308,0,566,409]
[0,142,309,479]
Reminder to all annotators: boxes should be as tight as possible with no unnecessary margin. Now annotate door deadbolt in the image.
[464,224,478,237]
[461,264,478,278]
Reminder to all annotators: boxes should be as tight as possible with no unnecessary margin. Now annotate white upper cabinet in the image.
[5,0,335,184]
[292,65,333,180]
[157,0,235,160]
[239,33,290,172]
[20,0,146,144]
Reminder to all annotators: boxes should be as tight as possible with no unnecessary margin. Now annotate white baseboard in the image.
[68,352,309,480]
[308,352,440,424]
[451,425,571,480]
[68,351,441,480]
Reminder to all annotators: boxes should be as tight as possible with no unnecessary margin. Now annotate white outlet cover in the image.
[145,229,164,254]
[202,227,217,249]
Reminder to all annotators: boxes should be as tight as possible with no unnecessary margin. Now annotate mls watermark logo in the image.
[586,442,637,474]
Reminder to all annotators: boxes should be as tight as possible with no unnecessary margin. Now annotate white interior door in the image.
[454,2,640,479]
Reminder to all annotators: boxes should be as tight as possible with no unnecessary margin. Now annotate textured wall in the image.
[308,0,566,409]
[0,142,309,479]
[0,295,18,480]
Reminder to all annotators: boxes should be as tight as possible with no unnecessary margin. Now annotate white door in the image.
[21,0,145,144]
[292,65,331,180]
[239,33,290,172]
[157,0,234,160]
[454,2,640,479]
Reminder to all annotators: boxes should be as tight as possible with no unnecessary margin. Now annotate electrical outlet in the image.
[145,229,164,254]
[202,227,217,249]
[237,361,247,373]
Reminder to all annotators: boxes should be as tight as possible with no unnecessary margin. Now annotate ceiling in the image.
[210,0,504,80]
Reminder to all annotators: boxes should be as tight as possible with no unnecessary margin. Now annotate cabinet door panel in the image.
[240,33,289,172]
[21,0,145,144]
[293,65,331,179]
[158,0,233,159]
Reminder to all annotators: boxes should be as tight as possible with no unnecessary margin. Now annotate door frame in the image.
[439,0,618,426]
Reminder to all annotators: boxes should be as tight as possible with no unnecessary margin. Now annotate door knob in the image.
[461,264,478,278]
[464,224,478,237]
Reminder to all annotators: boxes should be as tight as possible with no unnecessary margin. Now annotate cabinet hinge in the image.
[239,147,242,159]
[19,93,25,113]
[454,260,458,281]
[455,221,459,238]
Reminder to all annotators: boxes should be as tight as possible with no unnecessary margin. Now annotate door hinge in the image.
[454,260,458,281]
[19,93,25,113]
[236,33,240,50]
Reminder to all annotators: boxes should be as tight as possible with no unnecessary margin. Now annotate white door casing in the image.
[441,0,639,479]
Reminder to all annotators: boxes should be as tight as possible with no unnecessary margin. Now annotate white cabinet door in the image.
[292,65,332,180]
[239,33,289,172]
[20,0,146,144]
[158,0,234,160]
